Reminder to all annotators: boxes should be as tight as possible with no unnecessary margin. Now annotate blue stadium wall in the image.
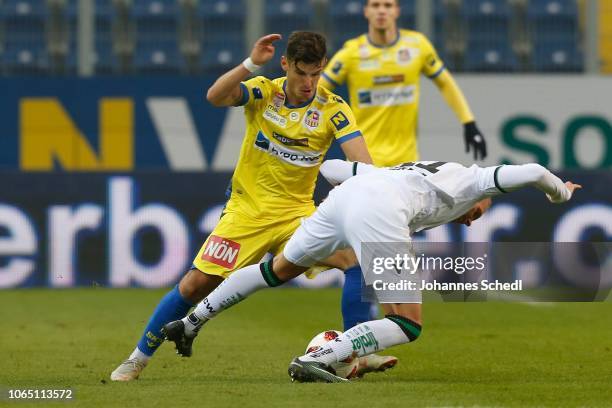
[0,77,610,288]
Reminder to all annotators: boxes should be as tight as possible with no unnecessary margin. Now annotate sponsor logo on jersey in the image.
[357,85,415,107]
[330,111,350,131]
[358,59,380,70]
[254,131,322,167]
[303,108,322,130]
[359,44,370,59]
[373,74,405,85]
[289,111,300,122]
[255,131,271,150]
[263,107,287,127]
[397,47,420,65]
[397,47,411,63]
[201,235,241,269]
[272,92,285,109]
[272,131,309,147]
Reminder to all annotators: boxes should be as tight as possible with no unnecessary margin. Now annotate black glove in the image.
[463,121,487,161]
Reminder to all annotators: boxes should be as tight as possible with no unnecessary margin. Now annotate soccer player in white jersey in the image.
[163,160,581,382]
[321,0,487,365]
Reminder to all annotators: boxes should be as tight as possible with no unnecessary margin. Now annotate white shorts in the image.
[283,175,421,303]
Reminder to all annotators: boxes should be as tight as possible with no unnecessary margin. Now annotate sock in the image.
[301,316,421,365]
[341,265,373,331]
[136,285,193,356]
[129,347,150,363]
[182,261,282,336]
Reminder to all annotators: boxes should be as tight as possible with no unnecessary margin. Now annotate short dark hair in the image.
[285,31,327,65]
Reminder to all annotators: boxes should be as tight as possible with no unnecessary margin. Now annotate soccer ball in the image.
[305,330,359,379]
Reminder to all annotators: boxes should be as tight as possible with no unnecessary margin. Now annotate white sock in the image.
[130,347,150,363]
[182,312,204,338]
[301,318,411,365]
[182,263,272,336]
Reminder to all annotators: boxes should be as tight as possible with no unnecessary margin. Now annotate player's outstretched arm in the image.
[495,163,582,203]
[206,34,282,107]
[432,70,487,160]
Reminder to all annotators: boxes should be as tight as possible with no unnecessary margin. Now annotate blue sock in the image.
[341,265,374,331]
[136,285,193,356]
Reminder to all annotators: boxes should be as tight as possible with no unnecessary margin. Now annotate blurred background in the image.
[0,0,609,75]
[0,0,609,289]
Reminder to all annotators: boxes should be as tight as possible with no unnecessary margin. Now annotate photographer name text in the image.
[372,279,523,291]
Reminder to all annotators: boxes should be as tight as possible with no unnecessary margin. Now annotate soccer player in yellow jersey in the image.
[321,0,487,165]
[110,31,372,381]
[319,0,487,352]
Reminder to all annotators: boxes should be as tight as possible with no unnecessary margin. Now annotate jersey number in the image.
[391,161,447,175]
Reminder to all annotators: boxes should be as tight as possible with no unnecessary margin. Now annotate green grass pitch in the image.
[1,288,611,407]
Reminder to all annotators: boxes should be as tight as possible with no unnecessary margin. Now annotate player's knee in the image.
[385,314,422,343]
[340,251,359,271]
[178,274,205,303]
[178,269,222,303]
[343,249,359,269]
[325,249,358,270]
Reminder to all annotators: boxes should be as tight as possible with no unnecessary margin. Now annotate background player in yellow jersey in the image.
[322,0,486,165]
[111,31,372,381]
[320,0,488,342]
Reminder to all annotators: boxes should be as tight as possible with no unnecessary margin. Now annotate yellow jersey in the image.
[225,76,362,220]
[322,29,445,166]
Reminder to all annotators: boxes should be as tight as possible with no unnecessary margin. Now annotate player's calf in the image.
[178,269,224,304]
[163,260,296,357]
[384,314,422,343]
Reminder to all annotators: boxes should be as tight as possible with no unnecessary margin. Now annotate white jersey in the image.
[285,159,571,303]
[345,160,499,232]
